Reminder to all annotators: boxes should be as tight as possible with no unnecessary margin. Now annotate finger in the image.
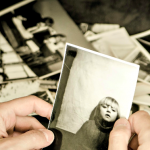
[14,116,45,132]
[128,134,138,150]
[0,129,54,150]
[108,118,131,150]
[0,117,8,138]
[10,131,22,137]
[0,95,53,119]
[7,116,46,136]
[129,110,150,150]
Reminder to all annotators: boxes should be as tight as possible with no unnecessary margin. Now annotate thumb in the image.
[108,118,131,150]
[0,129,54,150]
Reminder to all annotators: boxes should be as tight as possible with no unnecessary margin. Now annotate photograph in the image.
[0,1,66,80]
[90,28,136,60]
[131,30,150,54]
[39,72,60,90]
[0,79,54,105]
[0,32,37,83]
[0,79,40,103]
[124,47,150,84]
[0,50,37,83]
[43,43,139,150]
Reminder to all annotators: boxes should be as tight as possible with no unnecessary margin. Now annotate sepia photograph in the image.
[0,1,65,80]
[0,79,40,103]
[43,43,139,150]
[138,37,150,54]
[90,28,136,60]
[131,30,150,55]
[124,47,150,84]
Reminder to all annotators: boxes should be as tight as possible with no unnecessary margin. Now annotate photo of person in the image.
[72,97,120,150]
[43,43,139,150]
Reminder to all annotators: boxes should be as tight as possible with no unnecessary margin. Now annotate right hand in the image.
[108,110,150,150]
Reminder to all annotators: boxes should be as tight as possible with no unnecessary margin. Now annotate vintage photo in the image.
[44,43,139,150]
[89,28,136,60]
[131,30,150,54]
[0,1,66,82]
[124,47,150,84]
[0,79,40,102]
[39,73,60,90]
[0,79,54,105]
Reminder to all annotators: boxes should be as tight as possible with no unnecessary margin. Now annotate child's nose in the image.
[107,106,111,112]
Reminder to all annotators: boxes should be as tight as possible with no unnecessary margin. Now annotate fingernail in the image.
[114,123,127,130]
[39,129,54,143]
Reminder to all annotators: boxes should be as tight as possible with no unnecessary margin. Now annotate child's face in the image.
[100,104,118,122]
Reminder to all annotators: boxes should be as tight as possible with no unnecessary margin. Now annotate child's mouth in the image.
[105,114,110,118]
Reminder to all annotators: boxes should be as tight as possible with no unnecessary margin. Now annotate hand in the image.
[0,95,54,150]
[108,110,150,150]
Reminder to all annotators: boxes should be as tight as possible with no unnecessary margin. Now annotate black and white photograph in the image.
[0,79,40,103]
[84,28,137,60]
[124,47,150,84]
[0,0,66,81]
[131,30,150,55]
[39,72,60,90]
[0,0,94,82]
[44,43,139,150]
[0,79,54,105]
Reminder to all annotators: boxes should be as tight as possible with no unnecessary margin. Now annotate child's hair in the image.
[99,97,120,119]
[93,97,120,132]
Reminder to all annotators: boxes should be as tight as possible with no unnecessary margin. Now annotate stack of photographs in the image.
[0,0,66,106]
[78,24,150,115]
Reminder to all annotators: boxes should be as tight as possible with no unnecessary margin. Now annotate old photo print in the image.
[131,30,150,55]
[124,39,150,84]
[43,43,139,150]
[0,1,66,82]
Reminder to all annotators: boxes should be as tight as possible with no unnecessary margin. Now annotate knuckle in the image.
[28,95,38,100]
[31,117,38,122]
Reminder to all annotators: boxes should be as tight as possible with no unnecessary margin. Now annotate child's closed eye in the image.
[102,105,107,108]
[111,108,116,112]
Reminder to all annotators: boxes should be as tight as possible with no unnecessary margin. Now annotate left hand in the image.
[0,95,54,150]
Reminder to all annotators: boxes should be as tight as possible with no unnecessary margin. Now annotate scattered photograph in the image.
[0,1,66,81]
[44,43,139,150]
[137,39,150,54]
[0,79,40,103]
[133,94,150,106]
[131,30,150,54]
[39,73,60,90]
[90,28,136,60]
[0,46,37,83]
[124,48,150,84]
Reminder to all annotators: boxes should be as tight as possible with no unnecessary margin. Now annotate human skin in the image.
[108,111,150,150]
[100,104,118,122]
[0,95,54,150]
